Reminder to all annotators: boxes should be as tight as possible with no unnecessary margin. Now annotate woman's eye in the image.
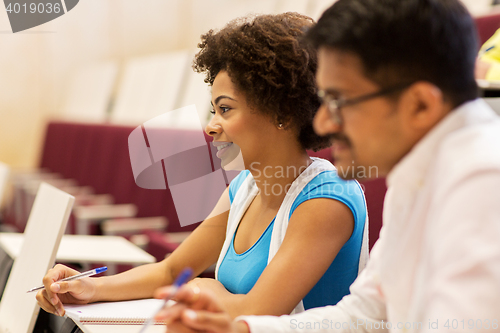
[210,106,231,115]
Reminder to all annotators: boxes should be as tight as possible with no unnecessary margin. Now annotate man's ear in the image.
[399,81,446,131]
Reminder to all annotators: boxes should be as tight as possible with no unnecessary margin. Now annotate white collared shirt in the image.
[240,99,500,332]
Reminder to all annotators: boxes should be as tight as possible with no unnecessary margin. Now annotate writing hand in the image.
[154,285,249,333]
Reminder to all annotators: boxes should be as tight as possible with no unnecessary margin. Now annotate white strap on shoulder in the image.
[215,173,258,278]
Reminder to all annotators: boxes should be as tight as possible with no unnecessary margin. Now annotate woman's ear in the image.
[275,116,290,130]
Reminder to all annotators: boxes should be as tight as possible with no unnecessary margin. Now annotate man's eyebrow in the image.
[213,95,237,105]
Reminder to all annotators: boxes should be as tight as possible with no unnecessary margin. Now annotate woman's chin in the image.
[222,149,245,171]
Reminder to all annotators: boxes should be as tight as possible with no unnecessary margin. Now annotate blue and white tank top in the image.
[216,158,369,313]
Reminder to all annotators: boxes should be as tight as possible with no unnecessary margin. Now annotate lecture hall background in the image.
[0,0,499,280]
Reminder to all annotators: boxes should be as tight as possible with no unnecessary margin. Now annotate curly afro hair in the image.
[193,12,330,151]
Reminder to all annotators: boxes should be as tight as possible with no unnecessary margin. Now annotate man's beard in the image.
[324,133,359,180]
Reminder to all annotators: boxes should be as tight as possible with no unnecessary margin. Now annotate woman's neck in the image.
[248,150,312,209]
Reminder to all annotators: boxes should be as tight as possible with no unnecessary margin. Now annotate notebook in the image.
[64,299,175,325]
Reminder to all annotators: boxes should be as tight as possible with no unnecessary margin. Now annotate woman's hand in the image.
[35,264,98,316]
[154,285,249,333]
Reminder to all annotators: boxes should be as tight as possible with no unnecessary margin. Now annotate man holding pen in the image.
[156,0,500,332]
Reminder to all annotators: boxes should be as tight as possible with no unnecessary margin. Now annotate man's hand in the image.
[154,285,250,333]
[476,58,492,79]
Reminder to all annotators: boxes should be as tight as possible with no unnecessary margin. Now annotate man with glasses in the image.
[156,0,500,332]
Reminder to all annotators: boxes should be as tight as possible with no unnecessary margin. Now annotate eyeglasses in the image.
[317,83,412,124]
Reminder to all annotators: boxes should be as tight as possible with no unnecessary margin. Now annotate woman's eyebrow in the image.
[213,95,237,105]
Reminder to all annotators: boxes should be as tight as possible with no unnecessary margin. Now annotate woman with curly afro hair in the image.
[37,12,368,320]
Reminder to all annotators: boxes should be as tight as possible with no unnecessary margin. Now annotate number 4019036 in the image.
[6,2,61,14]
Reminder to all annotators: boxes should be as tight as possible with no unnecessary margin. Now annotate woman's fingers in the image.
[36,289,64,316]
[52,280,83,294]
[41,264,79,304]
[36,264,93,316]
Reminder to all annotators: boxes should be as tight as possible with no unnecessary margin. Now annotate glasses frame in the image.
[317,83,412,124]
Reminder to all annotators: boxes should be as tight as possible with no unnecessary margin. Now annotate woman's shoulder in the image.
[306,169,363,193]
[289,168,367,237]
[296,168,366,213]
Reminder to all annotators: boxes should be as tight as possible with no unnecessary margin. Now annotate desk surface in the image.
[0,233,155,265]
[477,78,500,90]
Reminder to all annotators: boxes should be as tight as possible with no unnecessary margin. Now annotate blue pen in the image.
[26,266,107,293]
[138,267,193,333]
[482,45,495,55]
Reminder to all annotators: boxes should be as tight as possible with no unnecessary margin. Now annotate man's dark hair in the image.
[306,0,479,107]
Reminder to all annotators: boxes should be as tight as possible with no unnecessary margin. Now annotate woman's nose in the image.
[205,115,223,136]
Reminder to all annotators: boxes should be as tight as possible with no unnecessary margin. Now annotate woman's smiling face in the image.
[205,71,278,170]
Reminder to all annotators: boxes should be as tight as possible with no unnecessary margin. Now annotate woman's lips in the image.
[216,143,233,158]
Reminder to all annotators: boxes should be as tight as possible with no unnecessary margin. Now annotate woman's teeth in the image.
[217,143,232,151]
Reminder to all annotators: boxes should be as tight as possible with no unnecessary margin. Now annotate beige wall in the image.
[460,0,495,16]
[0,0,334,169]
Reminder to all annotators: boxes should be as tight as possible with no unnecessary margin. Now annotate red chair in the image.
[475,12,500,45]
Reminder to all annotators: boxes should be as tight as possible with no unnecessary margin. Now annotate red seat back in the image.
[475,12,500,45]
